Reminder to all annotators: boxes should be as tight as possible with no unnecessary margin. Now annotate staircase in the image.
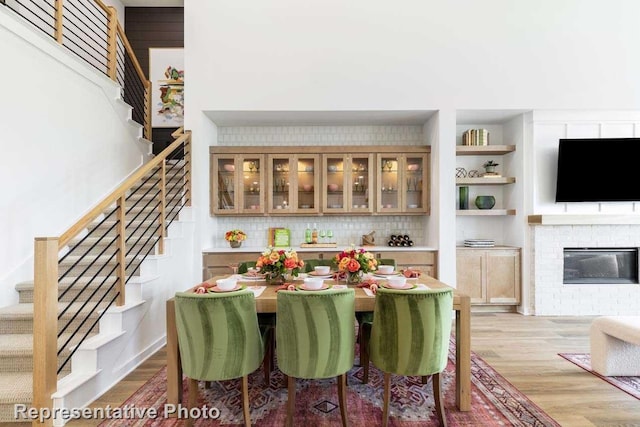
[0,163,189,423]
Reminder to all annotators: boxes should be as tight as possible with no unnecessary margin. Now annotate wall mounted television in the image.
[555,138,640,202]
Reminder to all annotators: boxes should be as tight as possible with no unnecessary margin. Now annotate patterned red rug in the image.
[99,342,559,426]
[559,353,640,400]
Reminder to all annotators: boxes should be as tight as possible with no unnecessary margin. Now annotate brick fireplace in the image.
[530,222,640,315]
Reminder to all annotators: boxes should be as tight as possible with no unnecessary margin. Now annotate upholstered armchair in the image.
[369,287,453,427]
[174,290,266,427]
[276,288,356,427]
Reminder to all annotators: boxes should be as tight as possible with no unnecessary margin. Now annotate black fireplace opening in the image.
[563,248,639,284]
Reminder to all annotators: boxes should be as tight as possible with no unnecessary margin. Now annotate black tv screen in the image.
[555,138,640,202]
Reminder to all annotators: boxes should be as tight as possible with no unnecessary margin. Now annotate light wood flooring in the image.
[5,313,640,426]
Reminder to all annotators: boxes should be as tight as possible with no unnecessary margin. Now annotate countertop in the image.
[203,245,437,253]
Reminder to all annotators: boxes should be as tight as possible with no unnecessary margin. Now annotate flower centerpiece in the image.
[256,247,304,285]
[225,229,247,248]
[334,246,378,284]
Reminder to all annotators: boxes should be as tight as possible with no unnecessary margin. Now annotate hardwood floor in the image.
[5,313,640,426]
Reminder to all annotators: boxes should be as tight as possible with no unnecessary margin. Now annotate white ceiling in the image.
[121,0,183,6]
[204,110,438,126]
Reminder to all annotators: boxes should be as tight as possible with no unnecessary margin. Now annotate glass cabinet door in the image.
[349,154,373,213]
[268,155,293,213]
[295,155,320,214]
[212,154,238,214]
[403,154,428,213]
[239,156,265,214]
[377,154,402,213]
[323,155,348,213]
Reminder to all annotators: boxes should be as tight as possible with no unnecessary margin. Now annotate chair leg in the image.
[361,323,371,383]
[382,373,391,427]
[263,328,272,385]
[187,378,199,427]
[286,375,296,427]
[337,374,348,427]
[421,375,428,384]
[432,373,447,427]
[242,375,251,427]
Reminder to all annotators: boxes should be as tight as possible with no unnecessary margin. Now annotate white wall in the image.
[184,0,640,288]
[185,0,640,112]
[0,10,147,306]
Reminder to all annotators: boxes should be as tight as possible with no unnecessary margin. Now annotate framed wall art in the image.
[149,47,184,128]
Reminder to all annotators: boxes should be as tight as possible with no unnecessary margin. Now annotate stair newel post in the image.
[158,161,167,255]
[115,196,126,306]
[32,237,59,427]
[53,0,63,44]
[106,6,118,81]
[185,132,192,207]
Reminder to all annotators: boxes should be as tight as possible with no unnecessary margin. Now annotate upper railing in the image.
[33,129,191,424]
[1,0,151,139]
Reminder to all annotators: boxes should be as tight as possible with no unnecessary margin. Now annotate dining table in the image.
[165,274,471,411]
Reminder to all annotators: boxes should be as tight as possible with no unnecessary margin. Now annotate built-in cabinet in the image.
[210,146,430,216]
[203,249,437,281]
[456,247,520,307]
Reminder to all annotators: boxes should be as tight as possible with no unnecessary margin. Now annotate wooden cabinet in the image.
[203,249,437,281]
[374,250,437,278]
[456,247,520,306]
[211,146,430,216]
[323,153,374,214]
[211,154,265,215]
[376,153,429,214]
[267,154,320,215]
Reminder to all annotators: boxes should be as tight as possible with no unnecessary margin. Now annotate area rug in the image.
[99,341,559,426]
[559,353,640,400]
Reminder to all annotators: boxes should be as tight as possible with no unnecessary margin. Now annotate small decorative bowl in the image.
[328,165,338,172]
[303,184,313,191]
[475,195,496,209]
[407,164,419,171]
[223,164,235,172]
[328,184,339,192]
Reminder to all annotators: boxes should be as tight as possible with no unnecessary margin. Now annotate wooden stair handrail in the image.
[116,22,151,92]
[58,131,191,249]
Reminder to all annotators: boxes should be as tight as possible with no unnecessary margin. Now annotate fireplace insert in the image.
[563,248,639,284]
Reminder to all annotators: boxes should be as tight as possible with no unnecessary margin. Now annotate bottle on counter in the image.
[312,223,318,244]
[305,223,312,244]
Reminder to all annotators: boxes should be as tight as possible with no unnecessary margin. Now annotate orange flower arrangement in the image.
[256,247,304,280]
[224,229,247,242]
[334,246,378,275]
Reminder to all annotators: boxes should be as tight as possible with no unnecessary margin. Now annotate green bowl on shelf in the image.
[475,195,496,209]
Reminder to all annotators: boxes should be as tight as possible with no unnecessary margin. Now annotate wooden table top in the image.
[204,275,464,313]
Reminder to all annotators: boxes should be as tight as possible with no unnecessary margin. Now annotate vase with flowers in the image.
[334,246,378,285]
[256,247,304,285]
[225,229,247,248]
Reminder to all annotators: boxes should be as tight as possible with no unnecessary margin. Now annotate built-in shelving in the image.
[456,177,516,185]
[458,209,516,216]
[456,145,516,156]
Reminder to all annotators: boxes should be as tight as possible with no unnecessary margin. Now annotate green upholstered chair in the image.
[369,288,453,427]
[238,261,257,274]
[303,258,336,273]
[276,288,356,427]
[174,290,265,427]
[358,258,396,383]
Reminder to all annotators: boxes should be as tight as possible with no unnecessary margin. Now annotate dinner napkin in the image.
[247,285,266,297]
[361,282,430,297]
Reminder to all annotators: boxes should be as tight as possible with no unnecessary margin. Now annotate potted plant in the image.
[225,229,247,248]
[483,160,499,173]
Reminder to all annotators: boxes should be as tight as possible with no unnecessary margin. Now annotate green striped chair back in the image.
[377,258,396,268]
[174,290,264,381]
[276,288,355,379]
[370,288,453,376]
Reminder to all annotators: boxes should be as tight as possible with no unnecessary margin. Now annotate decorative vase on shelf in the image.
[347,271,363,285]
[475,195,496,210]
[459,186,469,210]
[229,241,242,248]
